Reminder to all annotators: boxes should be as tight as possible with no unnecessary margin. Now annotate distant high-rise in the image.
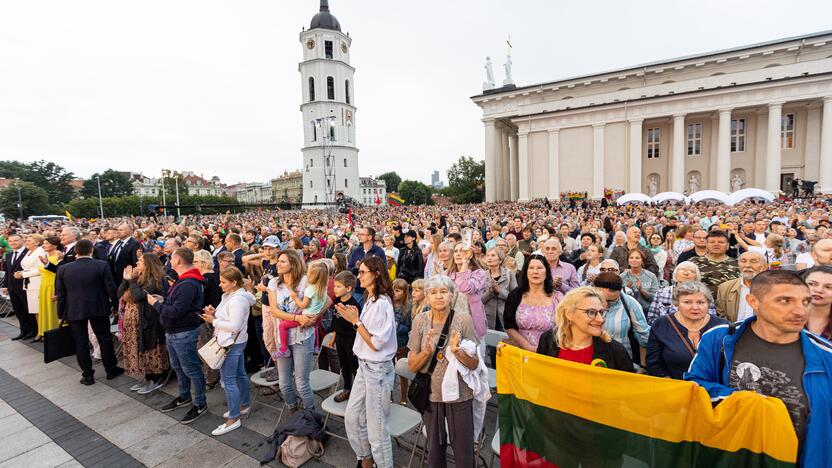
[431,170,444,189]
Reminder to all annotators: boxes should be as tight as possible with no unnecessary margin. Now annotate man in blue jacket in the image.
[147,247,207,424]
[685,270,832,467]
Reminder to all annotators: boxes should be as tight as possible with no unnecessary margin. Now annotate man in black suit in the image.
[108,223,140,282]
[224,233,244,270]
[56,239,123,385]
[1,234,35,340]
[45,227,81,274]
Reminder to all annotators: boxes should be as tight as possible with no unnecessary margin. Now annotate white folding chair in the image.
[490,428,500,467]
[388,404,423,468]
[249,364,284,421]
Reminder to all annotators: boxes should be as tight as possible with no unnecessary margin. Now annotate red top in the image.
[558,345,594,365]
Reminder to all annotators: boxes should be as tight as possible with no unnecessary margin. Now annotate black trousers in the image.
[10,290,35,336]
[422,399,475,468]
[69,317,118,379]
[334,334,358,390]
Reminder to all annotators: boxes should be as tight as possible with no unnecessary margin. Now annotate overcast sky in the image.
[1,1,830,186]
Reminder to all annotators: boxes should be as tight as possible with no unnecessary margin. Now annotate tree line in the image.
[376,155,484,206]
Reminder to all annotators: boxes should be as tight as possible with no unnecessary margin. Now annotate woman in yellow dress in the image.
[37,236,62,335]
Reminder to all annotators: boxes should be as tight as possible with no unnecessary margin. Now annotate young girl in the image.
[391,278,412,405]
[410,279,428,316]
[275,261,328,358]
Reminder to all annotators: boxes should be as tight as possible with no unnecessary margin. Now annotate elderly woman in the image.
[335,256,397,468]
[448,242,489,339]
[537,287,634,371]
[647,281,728,379]
[503,254,563,352]
[408,275,481,468]
[482,247,517,332]
[425,240,453,279]
[201,267,256,435]
[646,261,716,325]
[620,249,660,312]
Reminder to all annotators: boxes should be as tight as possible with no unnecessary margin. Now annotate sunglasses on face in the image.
[599,267,618,272]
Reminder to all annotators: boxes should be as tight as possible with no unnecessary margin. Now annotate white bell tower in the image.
[300,0,360,208]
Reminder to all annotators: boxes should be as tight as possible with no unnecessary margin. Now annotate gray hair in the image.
[424,275,456,296]
[600,258,620,270]
[672,280,713,305]
[63,227,81,241]
[673,261,702,281]
[314,258,335,275]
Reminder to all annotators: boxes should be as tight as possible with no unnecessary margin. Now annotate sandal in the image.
[334,391,351,403]
[399,400,408,406]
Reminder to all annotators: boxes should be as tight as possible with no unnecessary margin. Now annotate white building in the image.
[236,182,273,204]
[359,177,387,206]
[181,172,225,197]
[300,0,361,207]
[473,31,832,200]
[129,173,160,197]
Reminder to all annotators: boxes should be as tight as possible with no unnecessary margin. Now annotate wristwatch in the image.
[353,321,362,330]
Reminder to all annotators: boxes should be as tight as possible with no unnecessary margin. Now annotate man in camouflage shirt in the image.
[692,230,740,298]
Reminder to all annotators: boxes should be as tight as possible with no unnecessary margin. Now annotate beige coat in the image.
[715,277,743,322]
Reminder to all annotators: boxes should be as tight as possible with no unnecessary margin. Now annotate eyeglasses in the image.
[357,269,370,276]
[576,308,608,319]
[599,267,619,272]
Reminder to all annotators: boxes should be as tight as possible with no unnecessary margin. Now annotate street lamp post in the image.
[15,184,23,220]
[160,171,168,218]
[95,175,104,219]
[174,176,181,219]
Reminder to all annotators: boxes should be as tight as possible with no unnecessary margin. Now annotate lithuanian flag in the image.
[497,344,797,468]
[388,193,405,206]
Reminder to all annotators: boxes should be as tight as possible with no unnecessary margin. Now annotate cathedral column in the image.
[716,108,732,193]
[804,102,822,184]
[592,124,605,199]
[671,114,686,192]
[628,119,643,193]
[509,132,519,201]
[819,96,832,193]
[501,127,511,201]
[484,120,496,202]
[518,130,530,202]
[493,122,505,201]
[766,102,784,193]
[548,129,560,199]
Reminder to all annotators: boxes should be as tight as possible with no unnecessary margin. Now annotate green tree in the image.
[0,181,50,219]
[377,172,401,193]
[22,160,76,205]
[445,156,485,204]
[161,171,188,198]
[0,161,30,179]
[81,169,134,198]
[397,180,434,206]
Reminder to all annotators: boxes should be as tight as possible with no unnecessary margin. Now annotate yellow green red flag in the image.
[497,344,797,467]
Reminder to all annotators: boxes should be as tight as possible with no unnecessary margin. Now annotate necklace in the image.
[676,313,709,333]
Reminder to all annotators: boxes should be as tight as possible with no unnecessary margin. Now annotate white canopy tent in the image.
[616,193,652,205]
[688,190,731,204]
[728,188,775,205]
[651,192,686,204]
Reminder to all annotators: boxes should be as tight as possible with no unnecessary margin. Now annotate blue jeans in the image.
[345,359,394,468]
[166,327,206,406]
[220,342,250,419]
[276,334,315,410]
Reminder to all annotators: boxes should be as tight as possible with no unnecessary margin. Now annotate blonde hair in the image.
[307,261,329,299]
[28,234,44,246]
[766,233,785,259]
[410,279,426,317]
[555,286,611,349]
[193,250,214,273]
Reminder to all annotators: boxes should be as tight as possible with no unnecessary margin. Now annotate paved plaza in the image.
[0,317,499,467]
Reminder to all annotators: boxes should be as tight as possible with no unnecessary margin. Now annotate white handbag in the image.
[198,330,241,370]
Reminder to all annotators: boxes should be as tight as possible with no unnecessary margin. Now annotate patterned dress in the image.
[515,302,556,349]
[122,301,169,376]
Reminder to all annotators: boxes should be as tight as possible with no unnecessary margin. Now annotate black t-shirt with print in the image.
[728,328,808,444]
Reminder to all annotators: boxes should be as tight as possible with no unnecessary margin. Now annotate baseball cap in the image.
[262,235,281,248]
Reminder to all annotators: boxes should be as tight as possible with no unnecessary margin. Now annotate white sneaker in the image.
[137,380,163,395]
[130,381,146,392]
[211,419,241,436]
[222,406,251,419]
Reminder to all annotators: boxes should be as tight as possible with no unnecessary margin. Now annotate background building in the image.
[300,0,360,207]
[129,173,160,197]
[235,182,273,204]
[431,170,444,189]
[272,170,303,204]
[473,30,832,200]
[181,172,225,197]
[359,177,387,206]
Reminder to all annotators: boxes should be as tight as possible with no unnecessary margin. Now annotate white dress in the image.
[20,247,45,315]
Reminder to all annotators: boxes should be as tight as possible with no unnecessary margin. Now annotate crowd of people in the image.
[1,195,831,466]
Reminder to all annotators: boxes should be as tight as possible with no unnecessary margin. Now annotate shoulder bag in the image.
[407,309,455,413]
[198,326,242,370]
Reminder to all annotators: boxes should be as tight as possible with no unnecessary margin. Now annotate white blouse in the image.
[353,294,398,362]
